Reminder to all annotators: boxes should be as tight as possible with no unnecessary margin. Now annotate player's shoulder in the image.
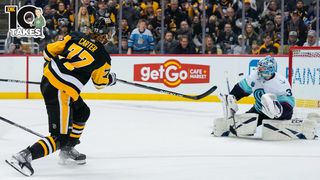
[274,73,290,85]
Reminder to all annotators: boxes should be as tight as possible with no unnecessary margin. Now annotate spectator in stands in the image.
[127,19,155,54]
[217,23,237,54]
[164,0,190,33]
[140,3,156,23]
[206,15,219,42]
[95,1,116,28]
[7,43,23,54]
[120,38,129,54]
[24,0,47,8]
[78,6,95,34]
[235,0,259,31]
[81,0,95,15]
[105,0,118,27]
[283,31,300,54]
[199,36,217,54]
[221,7,237,33]
[245,23,260,47]
[274,14,282,34]
[261,0,281,24]
[140,0,159,12]
[303,30,320,46]
[170,35,197,54]
[54,2,74,31]
[154,31,178,54]
[149,9,162,42]
[295,0,308,23]
[43,5,56,38]
[176,20,193,43]
[261,20,276,41]
[121,18,131,39]
[259,33,278,54]
[123,0,140,30]
[233,34,248,54]
[192,15,202,48]
[250,40,260,55]
[285,10,307,45]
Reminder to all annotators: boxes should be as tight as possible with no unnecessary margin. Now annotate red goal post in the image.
[288,46,320,115]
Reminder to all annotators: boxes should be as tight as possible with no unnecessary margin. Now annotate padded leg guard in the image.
[212,113,258,137]
[262,119,318,140]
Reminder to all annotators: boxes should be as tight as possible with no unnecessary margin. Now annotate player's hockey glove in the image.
[107,72,117,86]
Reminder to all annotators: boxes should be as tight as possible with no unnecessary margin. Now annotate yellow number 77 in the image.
[63,43,94,71]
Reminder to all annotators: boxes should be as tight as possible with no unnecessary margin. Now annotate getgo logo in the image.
[134,59,210,87]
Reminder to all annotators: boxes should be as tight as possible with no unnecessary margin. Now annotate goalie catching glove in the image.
[261,93,283,119]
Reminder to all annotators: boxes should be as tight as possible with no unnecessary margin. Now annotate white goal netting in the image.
[289,47,320,120]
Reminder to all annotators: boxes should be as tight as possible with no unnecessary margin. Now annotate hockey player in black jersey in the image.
[5,18,116,177]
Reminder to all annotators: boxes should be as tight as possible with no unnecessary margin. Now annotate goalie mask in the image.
[257,55,277,80]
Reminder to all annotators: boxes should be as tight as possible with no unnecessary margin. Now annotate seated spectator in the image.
[199,36,217,54]
[164,0,190,33]
[285,10,307,45]
[81,0,95,15]
[233,35,248,54]
[128,19,155,54]
[295,0,308,24]
[259,33,279,54]
[78,6,94,34]
[140,0,159,12]
[283,31,300,54]
[206,15,219,41]
[220,7,237,33]
[303,30,320,46]
[217,23,237,54]
[54,2,74,31]
[170,35,197,54]
[235,0,259,31]
[154,31,178,54]
[7,43,23,54]
[250,40,260,55]
[140,3,156,23]
[120,38,129,54]
[121,18,131,39]
[122,0,140,30]
[96,1,115,28]
[245,23,260,47]
[176,20,193,44]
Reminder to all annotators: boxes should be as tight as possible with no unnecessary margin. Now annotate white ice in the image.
[0,100,319,180]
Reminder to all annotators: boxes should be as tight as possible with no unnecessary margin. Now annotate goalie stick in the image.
[0,78,217,100]
[0,116,45,138]
[117,79,217,100]
[225,72,238,136]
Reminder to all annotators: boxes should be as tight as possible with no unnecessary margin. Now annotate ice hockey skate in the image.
[59,146,86,165]
[5,149,34,177]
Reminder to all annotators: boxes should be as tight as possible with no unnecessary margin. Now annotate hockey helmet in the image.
[257,55,277,80]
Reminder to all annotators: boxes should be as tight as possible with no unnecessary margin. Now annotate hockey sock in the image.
[28,136,57,160]
[69,122,85,146]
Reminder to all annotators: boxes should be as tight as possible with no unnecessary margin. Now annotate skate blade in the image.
[58,158,86,166]
[5,159,32,177]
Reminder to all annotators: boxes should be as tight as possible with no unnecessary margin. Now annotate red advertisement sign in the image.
[134,59,210,88]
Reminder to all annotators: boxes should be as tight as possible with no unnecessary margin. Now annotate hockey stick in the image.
[0,116,45,138]
[0,78,40,85]
[117,79,217,100]
[225,72,238,136]
[0,78,217,100]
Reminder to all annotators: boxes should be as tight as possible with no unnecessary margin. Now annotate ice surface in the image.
[0,100,319,180]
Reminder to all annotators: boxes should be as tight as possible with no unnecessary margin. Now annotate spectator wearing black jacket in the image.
[170,35,197,54]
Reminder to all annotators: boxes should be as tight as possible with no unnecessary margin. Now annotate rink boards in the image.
[0,54,317,104]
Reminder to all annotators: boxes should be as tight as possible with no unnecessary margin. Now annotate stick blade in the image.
[192,86,218,100]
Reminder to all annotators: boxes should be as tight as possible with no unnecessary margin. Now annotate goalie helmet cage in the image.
[288,46,320,119]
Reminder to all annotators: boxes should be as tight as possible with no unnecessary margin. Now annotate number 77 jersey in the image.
[43,32,112,101]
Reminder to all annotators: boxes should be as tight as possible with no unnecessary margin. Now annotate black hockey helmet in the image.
[92,17,108,35]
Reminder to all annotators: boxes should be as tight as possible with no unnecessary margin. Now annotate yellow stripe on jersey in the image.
[38,140,48,156]
[43,64,80,101]
[60,91,70,134]
[46,35,72,57]
[91,62,111,89]
[47,136,57,152]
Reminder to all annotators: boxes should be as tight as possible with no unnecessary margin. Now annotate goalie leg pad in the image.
[212,113,258,137]
[262,119,318,140]
[234,113,259,136]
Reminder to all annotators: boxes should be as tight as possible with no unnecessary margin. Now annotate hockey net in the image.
[288,47,320,120]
